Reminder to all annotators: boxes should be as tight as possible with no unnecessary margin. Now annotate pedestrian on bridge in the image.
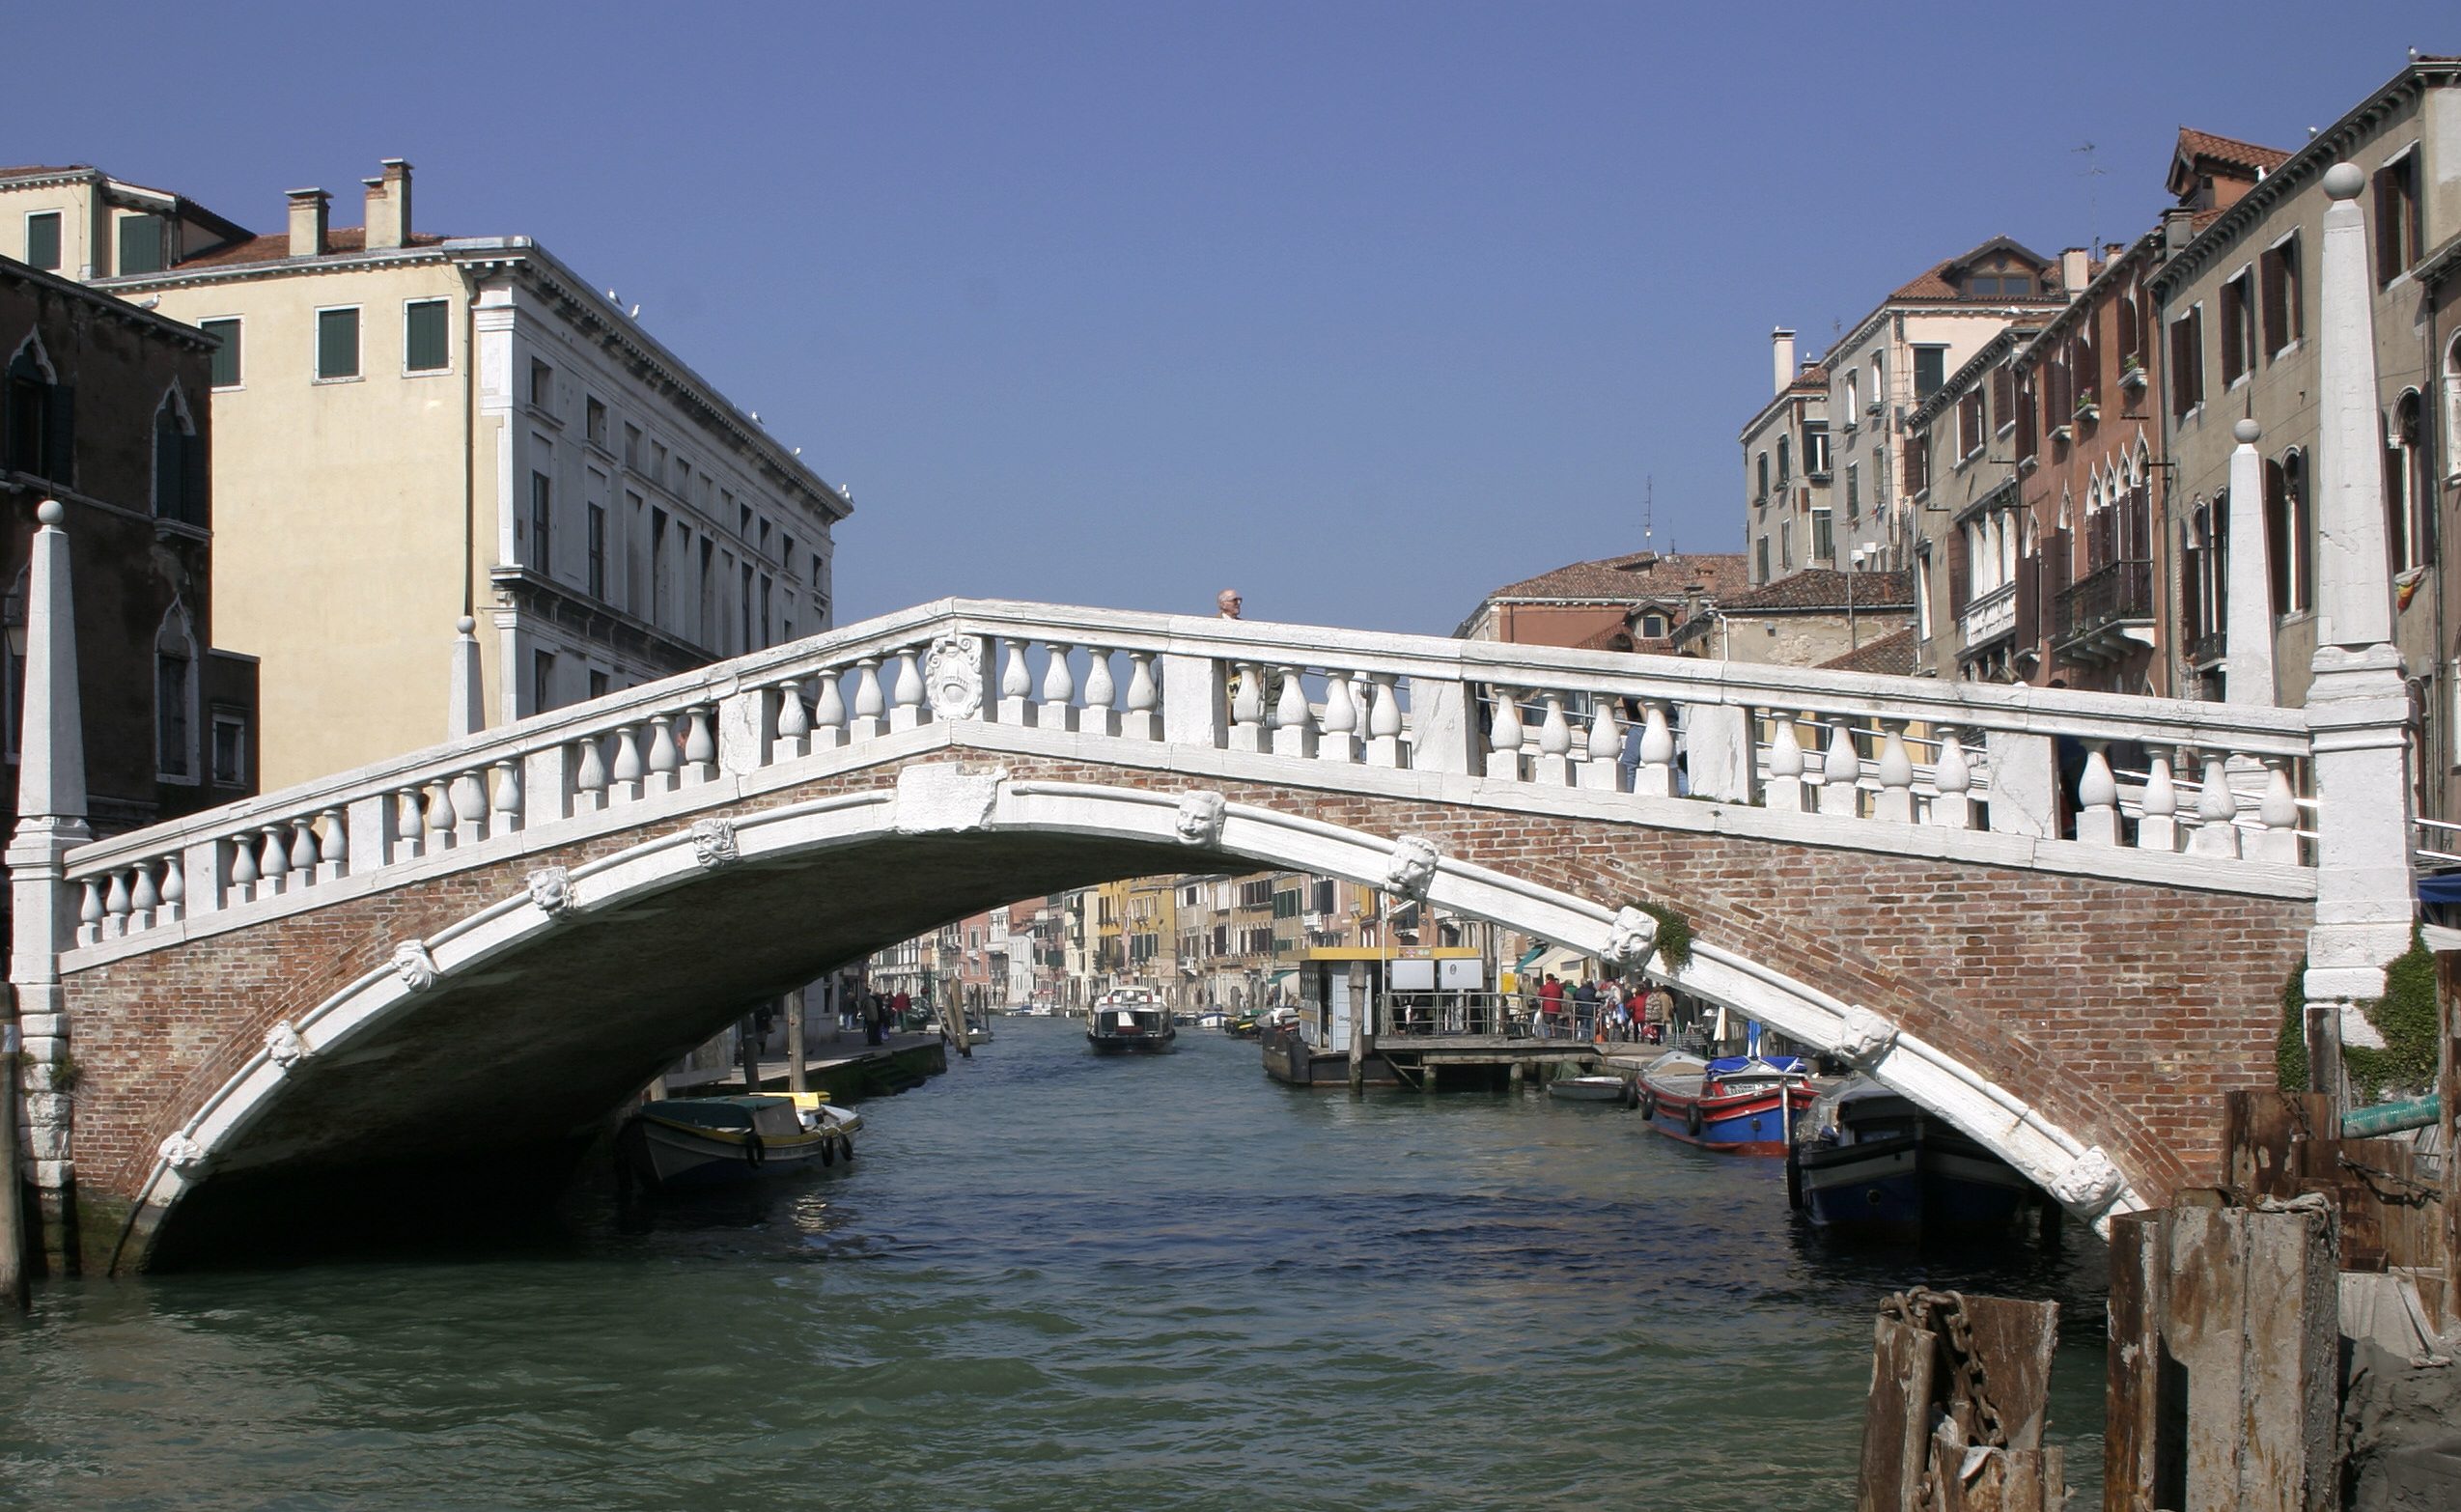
[1217,588,1243,619]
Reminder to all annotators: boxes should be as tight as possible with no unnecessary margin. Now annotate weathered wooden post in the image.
[1858,1289,2062,1511]
[737,1011,762,1092]
[786,990,808,1094]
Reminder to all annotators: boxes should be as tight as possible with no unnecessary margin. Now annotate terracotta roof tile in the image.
[1888,235,2058,303]
[1713,568,1914,613]
[2174,127,2293,178]
[1818,626,1918,674]
[171,228,450,269]
[1480,549,1751,605]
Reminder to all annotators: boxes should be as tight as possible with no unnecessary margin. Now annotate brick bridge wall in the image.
[61,747,2309,1236]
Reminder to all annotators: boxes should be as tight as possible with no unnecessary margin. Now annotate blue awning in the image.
[2419,872,2461,906]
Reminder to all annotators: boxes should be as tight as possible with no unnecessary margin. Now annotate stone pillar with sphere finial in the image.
[2300,161,2419,1112]
[448,615,484,740]
[7,499,93,1277]
[2222,420,2276,709]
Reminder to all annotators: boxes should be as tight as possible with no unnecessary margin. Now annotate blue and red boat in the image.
[1636,1051,1818,1155]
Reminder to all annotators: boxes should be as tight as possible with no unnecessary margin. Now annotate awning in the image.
[1514,944,1547,971]
[2419,871,2461,906]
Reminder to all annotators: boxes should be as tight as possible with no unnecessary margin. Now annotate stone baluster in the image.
[610,723,646,804]
[2074,741,2121,845]
[1365,674,1405,768]
[645,714,682,795]
[1928,726,1973,829]
[849,658,886,742]
[260,825,293,893]
[2188,748,2240,858]
[1272,668,1316,759]
[1041,644,1078,734]
[1227,661,1265,753]
[451,768,488,845]
[1580,696,1621,793]
[1765,713,1807,813]
[102,869,131,938]
[812,669,848,749]
[573,737,609,815]
[889,647,927,732]
[1633,700,1678,798]
[1484,687,1524,781]
[318,808,349,883]
[129,862,160,933]
[489,764,521,838]
[158,855,185,925]
[997,640,1034,726]
[1817,717,1860,817]
[774,679,811,760]
[2136,747,2181,853]
[229,829,262,904]
[2251,755,2302,864]
[1122,652,1161,741]
[77,878,104,945]
[1530,691,1573,785]
[683,706,717,783]
[1318,671,1359,763]
[288,816,321,887]
[1873,721,1916,823]
[424,783,458,855]
[1082,649,1120,738]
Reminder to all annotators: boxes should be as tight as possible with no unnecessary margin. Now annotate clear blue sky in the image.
[13,3,2449,633]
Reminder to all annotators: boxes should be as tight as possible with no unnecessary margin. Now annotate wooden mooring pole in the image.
[785,991,808,1094]
[1,1009,24,1311]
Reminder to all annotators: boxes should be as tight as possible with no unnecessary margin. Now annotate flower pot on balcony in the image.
[2074,402,2099,424]
[2119,364,2146,392]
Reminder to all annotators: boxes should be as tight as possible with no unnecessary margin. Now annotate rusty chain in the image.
[1882,1287,2009,1510]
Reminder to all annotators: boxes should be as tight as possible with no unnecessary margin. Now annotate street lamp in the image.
[1847,546,1870,650]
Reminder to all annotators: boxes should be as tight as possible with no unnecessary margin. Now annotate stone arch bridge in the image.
[10,594,2411,1270]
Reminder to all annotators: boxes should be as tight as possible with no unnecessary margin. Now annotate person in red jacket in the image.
[1536,973,1565,1039]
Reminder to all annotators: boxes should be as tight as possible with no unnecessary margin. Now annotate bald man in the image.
[1217,588,1244,619]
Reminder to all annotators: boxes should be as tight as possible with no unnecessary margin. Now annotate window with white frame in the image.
[211,712,248,788]
[155,602,199,781]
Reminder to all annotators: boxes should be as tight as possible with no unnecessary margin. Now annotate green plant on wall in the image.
[1630,900,1693,973]
[2277,958,2308,1094]
[2274,933,2439,1103]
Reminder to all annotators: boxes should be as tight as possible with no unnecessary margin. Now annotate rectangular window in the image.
[1754,536,1770,583]
[1802,423,1830,477]
[1845,462,1860,519]
[2260,237,2302,357]
[1904,435,1929,494]
[2220,269,2252,386]
[117,214,164,276]
[1958,392,1985,458]
[1913,347,1946,401]
[624,424,641,470]
[1812,509,1834,564]
[1779,520,1793,571]
[155,652,191,777]
[201,318,241,387]
[587,503,606,599]
[588,669,609,701]
[2168,308,2203,419]
[210,713,247,788]
[2375,154,2421,285]
[651,507,671,625]
[404,299,449,372]
[315,306,360,379]
[532,650,555,716]
[529,471,552,573]
[529,357,553,410]
[1991,366,2014,431]
[586,396,606,448]
[24,211,61,271]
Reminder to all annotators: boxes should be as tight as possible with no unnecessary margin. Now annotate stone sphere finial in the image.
[2322,162,2365,201]
[456,616,477,635]
[2233,418,2261,445]
[36,499,64,526]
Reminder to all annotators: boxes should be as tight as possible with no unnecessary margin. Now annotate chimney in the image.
[2162,207,2195,257]
[2058,246,2090,297]
[287,187,329,258]
[363,158,413,250]
[1772,326,1797,396]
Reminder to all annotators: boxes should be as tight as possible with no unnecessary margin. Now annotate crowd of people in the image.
[1525,971,1664,1044]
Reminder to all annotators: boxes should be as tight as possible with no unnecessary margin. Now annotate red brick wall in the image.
[62,749,2308,1211]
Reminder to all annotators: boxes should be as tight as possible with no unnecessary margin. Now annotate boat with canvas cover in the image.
[1636,1051,1817,1154]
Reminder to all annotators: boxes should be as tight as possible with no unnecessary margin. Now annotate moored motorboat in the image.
[1789,1078,2037,1241]
[1547,1073,1637,1105]
[619,1092,856,1190]
[1086,987,1176,1054]
[1195,1010,1230,1031]
[1636,1051,1817,1154]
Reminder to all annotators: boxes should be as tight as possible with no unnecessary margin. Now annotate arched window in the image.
[2266,451,2312,616]
[2117,294,2143,371]
[2385,391,2430,574]
[153,385,205,525]
[5,332,69,483]
[155,602,198,782]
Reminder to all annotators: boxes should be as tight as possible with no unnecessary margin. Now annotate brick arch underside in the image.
[62,751,2310,1268]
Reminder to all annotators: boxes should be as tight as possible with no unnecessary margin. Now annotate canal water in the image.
[1,1018,2107,1510]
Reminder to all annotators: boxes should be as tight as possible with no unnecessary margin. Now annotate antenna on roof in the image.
[1642,475,1655,548]
[2073,141,2105,263]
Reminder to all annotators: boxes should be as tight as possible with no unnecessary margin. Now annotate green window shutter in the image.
[26,213,61,271]
[201,320,241,387]
[118,215,164,275]
[182,427,210,526]
[317,309,359,378]
[405,300,449,371]
[154,410,182,518]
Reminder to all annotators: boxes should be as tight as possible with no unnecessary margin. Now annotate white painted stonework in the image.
[893,763,1003,834]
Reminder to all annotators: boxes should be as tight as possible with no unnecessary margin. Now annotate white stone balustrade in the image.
[57,598,2331,956]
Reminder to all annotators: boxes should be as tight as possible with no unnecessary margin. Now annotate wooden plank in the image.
[2104,1212,2165,1512]
[2221,1089,2312,1198]
[1958,1296,2059,1450]
[1858,1314,1937,1512]
[2230,1205,2338,1512]
[2161,1202,2243,1512]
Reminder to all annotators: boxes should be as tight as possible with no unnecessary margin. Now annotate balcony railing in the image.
[2055,560,2156,662]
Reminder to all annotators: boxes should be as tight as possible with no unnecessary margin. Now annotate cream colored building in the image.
[1,160,849,787]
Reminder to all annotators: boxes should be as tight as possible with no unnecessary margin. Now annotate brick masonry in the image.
[61,746,2309,1237]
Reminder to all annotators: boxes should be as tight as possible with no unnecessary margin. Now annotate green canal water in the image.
[0,1018,2107,1510]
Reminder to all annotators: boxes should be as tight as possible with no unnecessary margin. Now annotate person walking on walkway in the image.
[1537,973,1565,1039]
